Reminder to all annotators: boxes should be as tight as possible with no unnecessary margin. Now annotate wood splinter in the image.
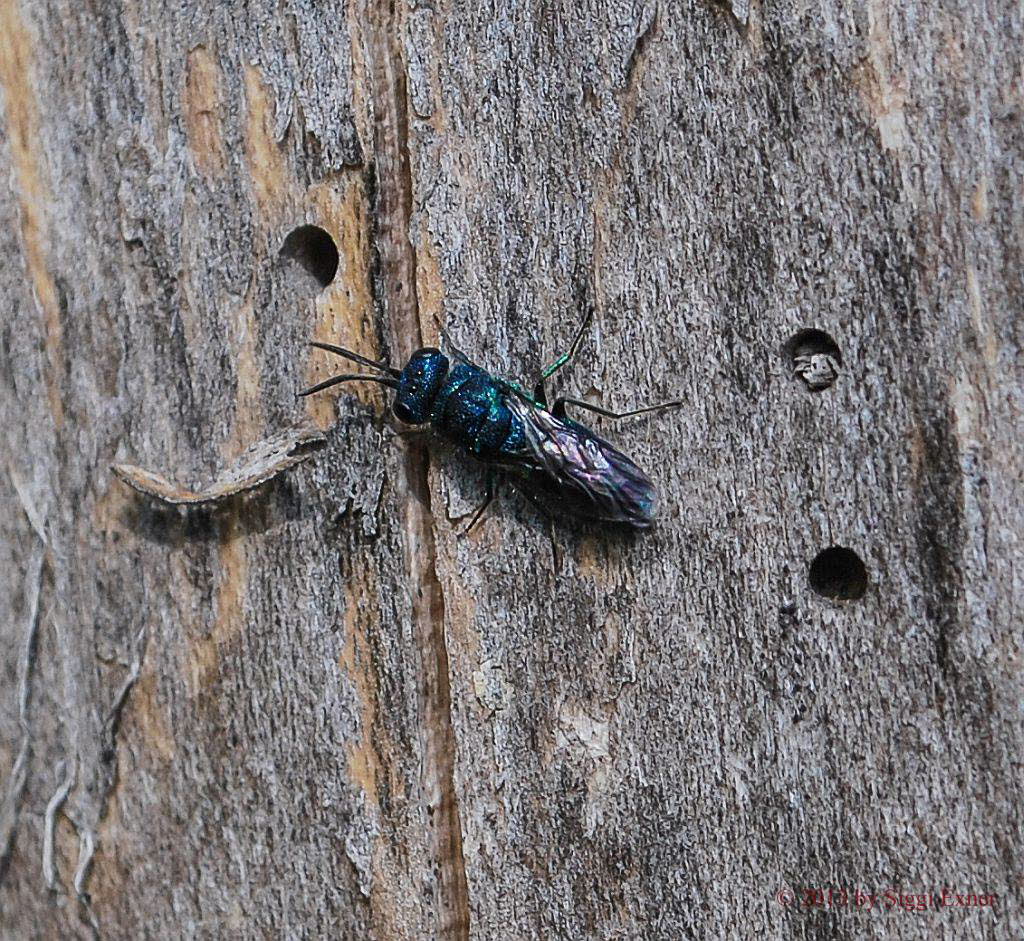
[111,424,327,506]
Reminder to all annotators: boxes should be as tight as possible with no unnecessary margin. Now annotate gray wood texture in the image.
[2,0,1021,937]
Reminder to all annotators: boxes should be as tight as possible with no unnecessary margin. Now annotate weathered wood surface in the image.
[1,0,1021,938]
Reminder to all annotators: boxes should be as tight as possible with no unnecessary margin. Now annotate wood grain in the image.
[1,0,1021,937]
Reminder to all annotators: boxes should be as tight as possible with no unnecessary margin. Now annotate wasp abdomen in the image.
[430,364,524,459]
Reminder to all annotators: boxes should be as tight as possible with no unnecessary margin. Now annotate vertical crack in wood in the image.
[622,6,658,95]
[87,625,147,869]
[359,2,470,936]
[42,759,76,889]
[0,550,44,885]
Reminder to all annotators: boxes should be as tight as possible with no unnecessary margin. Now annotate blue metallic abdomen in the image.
[393,350,525,460]
[429,363,525,460]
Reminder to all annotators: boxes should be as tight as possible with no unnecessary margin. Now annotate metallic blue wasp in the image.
[300,311,680,529]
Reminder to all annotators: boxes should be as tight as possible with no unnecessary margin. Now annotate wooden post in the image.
[2,1,1020,936]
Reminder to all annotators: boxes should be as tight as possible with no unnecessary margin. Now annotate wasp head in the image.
[394,348,449,424]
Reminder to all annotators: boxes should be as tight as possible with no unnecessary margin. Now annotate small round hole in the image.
[808,546,868,601]
[785,328,842,391]
[279,225,339,288]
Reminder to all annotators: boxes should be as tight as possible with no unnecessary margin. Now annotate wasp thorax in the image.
[394,348,449,424]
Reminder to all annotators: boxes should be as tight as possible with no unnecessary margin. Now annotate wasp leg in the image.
[384,426,432,443]
[532,306,593,409]
[508,479,555,523]
[539,306,594,384]
[495,376,542,407]
[551,396,683,421]
[463,470,499,534]
[512,484,561,564]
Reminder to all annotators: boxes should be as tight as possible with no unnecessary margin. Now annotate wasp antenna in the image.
[309,342,402,378]
[299,373,399,398]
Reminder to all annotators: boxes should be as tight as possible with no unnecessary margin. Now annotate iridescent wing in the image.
[504,396,658,527]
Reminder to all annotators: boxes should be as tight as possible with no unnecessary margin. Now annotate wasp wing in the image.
[505,396,658,527]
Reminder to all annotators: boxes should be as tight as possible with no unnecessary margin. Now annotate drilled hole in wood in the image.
[785,328,842,391]
[809,546,868,601]
[280,225,339,289]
